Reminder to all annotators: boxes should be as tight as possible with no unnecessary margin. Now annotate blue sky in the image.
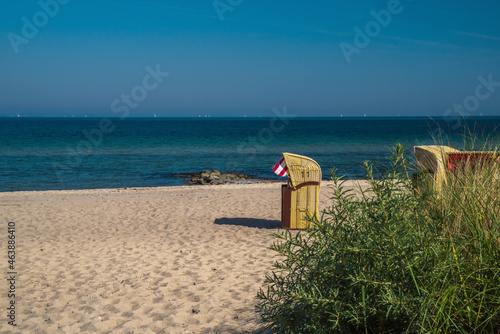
[1,0,500,117]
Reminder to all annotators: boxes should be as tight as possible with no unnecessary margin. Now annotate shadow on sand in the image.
[214,217,281,229]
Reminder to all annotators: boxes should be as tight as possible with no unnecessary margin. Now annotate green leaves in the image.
[256,144,500,333]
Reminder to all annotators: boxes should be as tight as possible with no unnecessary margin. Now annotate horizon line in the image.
[1,115,499,119]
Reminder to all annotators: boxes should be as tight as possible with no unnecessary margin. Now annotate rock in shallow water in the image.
[173,170,263,185]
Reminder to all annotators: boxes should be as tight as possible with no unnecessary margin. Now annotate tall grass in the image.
[420,135,500,333]
[257,141,500,333]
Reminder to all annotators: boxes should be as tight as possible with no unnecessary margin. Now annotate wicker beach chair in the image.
[414,145,499,192]
[414,145,460,192]
[281,153,321,229]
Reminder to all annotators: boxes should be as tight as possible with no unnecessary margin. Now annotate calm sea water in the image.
[0,117,499,192]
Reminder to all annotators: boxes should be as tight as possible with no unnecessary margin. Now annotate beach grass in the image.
[257,139,500,333]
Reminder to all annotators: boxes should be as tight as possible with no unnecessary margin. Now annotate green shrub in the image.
[257,143,500,333]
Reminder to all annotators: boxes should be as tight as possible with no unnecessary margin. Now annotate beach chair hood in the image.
[281,153,322,189]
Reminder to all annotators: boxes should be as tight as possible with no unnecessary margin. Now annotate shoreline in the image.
[0,180,285,196]
[0,179,358,196]
[0,178,371,196]
[0,178,285,195]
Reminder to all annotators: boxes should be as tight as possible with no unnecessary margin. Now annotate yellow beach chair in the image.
[414,145,460,192]
[414,145,499,192]
[280,153,322,229]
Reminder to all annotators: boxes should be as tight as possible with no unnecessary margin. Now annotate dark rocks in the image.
[173,170,262,185]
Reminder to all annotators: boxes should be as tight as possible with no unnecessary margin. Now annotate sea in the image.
[1,117,499,192]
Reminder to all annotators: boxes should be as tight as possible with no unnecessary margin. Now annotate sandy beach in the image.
[0,181,367,333]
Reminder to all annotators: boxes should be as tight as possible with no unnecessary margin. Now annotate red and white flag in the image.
[272,155,288,177]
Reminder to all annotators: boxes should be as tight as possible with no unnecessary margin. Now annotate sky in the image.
[1,0,500,117]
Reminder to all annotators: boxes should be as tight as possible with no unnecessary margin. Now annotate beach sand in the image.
[0,180,367,333]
